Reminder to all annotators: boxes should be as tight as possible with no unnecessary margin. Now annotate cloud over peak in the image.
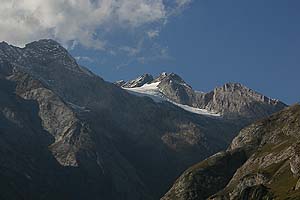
[0,0,191,49]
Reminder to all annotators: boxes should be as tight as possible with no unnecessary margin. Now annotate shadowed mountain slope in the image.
[0,39,287,200]
[162,104,300,200]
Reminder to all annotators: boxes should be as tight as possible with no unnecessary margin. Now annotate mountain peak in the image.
[217,82,253,93]
[167,73,186,82]
[0,41,9,47]
[24,39,68,55]
[0,39,93,85]
[21,39,78,69]
[158,72,192,89]
[154,72,188,86]
[25,39,61,48]
[215,82,282,106]
[121,73,154,88]
[116,72,286,119]
[158,72,168,78]
[223,82,244,88]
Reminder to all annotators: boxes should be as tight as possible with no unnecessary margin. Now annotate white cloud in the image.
[115,0,166,27]
[147,30,160,38]
[75,56,94,63]
[0,0,192,49]
[176,0,192,7]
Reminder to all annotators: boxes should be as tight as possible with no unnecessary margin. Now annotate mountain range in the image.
[0,39,291,200]
[116,73,286,119]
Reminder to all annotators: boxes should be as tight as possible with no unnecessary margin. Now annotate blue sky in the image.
[1,0,299,104]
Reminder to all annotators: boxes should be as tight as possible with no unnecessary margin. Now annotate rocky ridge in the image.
[117,73,286,119]
[162,104,300,200]
[0,39,289,200]
[0,39,258,200]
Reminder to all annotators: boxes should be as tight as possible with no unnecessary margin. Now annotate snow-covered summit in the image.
[122,73,154,88]
[123,81,221,117]
[118,72,286,119]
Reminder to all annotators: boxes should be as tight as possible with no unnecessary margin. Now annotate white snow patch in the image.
[171,102,221,117]
[124,82,165,103]
[123,82,221,117]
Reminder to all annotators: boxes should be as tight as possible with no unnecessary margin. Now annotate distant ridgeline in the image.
[116,72,286,119]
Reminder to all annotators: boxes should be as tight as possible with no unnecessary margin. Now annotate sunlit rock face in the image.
[119,72,286,120]
[163,105,300,200]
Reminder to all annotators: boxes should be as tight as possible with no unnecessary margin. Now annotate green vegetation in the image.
[268,164,299,199]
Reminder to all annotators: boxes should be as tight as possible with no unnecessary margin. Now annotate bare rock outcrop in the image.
[120,73,286,120]
[162,105,300,200]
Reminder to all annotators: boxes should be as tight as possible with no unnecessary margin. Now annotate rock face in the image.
[120,73,154,88]
[119,73,286,119]
[157,73,195,106]
[0,68,150,200]
[0,39,266,200]
[162,150,247,200]
[0,39,289,200]
[162,105,300,200]
[204,83,286,119]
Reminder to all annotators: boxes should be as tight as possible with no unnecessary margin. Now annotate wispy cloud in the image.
[176,0,193,7]
[147,30,160,38]
[75,56,95,63]
[1,0,193,70]
[115,41,172,69]
[0,0,192,50]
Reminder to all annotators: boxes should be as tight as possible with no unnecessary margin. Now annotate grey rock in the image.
[290,144,300,176]
[0,39,254,200]
[115,80,126,87]
[0,39,290,200]
[162,105,300,200]
[296,179,300,190]
[123,73,287,120]
[162,150,247,200]
[121,73,153,88]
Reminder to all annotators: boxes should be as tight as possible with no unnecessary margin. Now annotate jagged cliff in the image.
[162,104,300,200]
[0,39,288,200]
[118,73,286,119]
[0,39,254,200]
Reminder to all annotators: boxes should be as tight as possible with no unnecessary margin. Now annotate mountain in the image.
[162,104,300,200]
[0,40,152,200]
[121,73,154,88]
[117,73,286,119]
[0,39,287,200]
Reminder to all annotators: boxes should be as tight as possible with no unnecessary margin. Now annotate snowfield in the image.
[123,82,221,117]
[124,82,164,103]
